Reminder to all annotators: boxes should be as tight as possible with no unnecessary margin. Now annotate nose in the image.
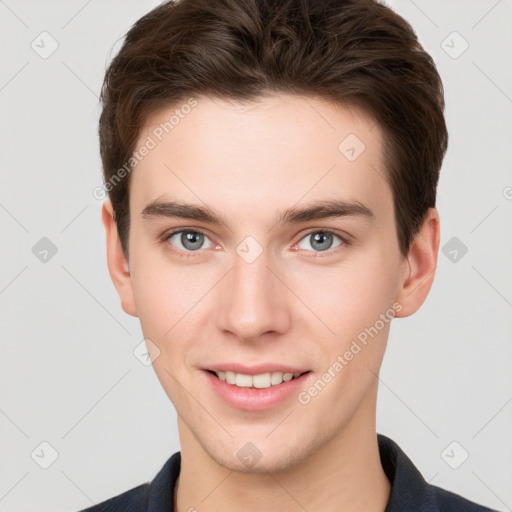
[216,246,292,341]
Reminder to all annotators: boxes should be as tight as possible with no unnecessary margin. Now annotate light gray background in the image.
[0,1,511,511]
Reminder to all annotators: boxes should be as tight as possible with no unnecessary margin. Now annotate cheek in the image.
[296,260,395,421]
[129,247,192,340]
[290,251,398,337]
[129,261,198,400]
[129,247,221,358]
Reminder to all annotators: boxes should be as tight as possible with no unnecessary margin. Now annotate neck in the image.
[174,388,390,512]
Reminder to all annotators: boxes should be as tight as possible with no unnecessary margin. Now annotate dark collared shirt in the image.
[79,434,497,511]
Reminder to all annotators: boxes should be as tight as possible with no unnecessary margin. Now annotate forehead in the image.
[130,94,392,228]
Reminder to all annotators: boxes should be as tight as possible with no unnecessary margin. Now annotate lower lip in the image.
[203,370,312,411]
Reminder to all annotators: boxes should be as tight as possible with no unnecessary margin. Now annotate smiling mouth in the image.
[206,369,311,389]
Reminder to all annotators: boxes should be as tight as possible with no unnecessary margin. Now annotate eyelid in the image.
[297,227,351,243]
[162,227,213,241]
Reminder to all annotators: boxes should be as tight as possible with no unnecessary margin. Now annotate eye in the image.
[165,229,216,253]
[295,230,346,253]
[162,228,348,258]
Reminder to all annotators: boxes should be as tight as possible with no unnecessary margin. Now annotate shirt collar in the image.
[378,433,438,511]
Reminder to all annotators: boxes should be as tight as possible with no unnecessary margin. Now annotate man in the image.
[81,0,496,510]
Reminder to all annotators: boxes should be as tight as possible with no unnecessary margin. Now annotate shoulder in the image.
[430,484,498,512]
[77,483,149,511]
[377,434,497,512]
[75,451,181,512]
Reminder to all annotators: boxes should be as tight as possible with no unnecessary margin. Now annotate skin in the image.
[102,93,440,512]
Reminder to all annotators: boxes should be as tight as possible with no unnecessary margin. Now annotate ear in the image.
[394,207,440,318]
[102,198,138,317]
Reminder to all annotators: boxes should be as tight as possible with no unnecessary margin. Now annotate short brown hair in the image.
[99,0,448,259]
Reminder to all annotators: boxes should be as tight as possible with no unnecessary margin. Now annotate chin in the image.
[202,435,313,474]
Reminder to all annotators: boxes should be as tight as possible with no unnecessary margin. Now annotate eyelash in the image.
[161,228,350,259]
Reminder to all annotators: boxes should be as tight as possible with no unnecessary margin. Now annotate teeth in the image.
[236,373,253,387]
[214,371,302,388]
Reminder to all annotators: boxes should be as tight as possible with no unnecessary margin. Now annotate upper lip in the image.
[205,363,311,376]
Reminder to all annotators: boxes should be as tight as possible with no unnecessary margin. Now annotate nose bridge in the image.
[217,239,291,339]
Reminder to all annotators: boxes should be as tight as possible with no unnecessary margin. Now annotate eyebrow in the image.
[141,198,374,228]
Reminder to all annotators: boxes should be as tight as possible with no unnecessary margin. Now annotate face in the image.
[105,93,432,473]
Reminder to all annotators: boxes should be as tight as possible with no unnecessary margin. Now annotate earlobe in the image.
[394,208,440,318]
[101,199,139,317]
